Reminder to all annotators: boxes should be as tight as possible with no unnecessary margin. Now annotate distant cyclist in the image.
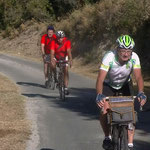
[96,35,147,150]
[50,30,73,95]
[41,25,56,86]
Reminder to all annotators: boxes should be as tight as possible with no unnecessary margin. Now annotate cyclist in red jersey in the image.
[41,25,56,86]
[50,30,73,95]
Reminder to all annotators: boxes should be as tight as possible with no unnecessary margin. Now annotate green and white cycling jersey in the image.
[100,50,141,89]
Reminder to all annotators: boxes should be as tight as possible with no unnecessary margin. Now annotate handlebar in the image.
[105,96,136,101]
[56,60,68,63]
[105,96,143,111]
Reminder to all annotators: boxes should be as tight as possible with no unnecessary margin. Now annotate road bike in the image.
[106,96,137,150]
[56,59,68,101]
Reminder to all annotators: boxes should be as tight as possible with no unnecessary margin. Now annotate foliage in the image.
[0,0,150,72]
[0,2,5,29]
[0,0,100,30]
[54,0,150,64]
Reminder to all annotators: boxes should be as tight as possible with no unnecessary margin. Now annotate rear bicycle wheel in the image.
[120,125,128,150]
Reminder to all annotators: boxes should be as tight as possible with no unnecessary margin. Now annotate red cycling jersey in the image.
[50,37,71,60]
[41,34,56,54]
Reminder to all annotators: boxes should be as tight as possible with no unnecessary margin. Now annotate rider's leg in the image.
[64,66,69,88]
[101,83,116,136]
[50,62,57,82]
[99,102,110,137]
[64,66,69,95]
[128,128,135,144]
[100,101,113,149]
[101,83,117,149]
[44,62,48,80]
[44,54,51,81]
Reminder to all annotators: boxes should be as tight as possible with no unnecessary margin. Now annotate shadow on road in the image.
[22,93,56,99]
[40,149,55,150]
[51,87,99,120]
[134,140,150,150]
[17,81,150,146]
[17,81,45,88]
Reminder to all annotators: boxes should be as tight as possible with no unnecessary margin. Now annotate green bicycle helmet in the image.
[116,35,135,49]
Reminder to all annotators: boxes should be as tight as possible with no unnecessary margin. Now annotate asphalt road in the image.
[0,54,150,150]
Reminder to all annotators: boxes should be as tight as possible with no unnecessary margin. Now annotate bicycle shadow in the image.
[17,81,45,88]
[40,149,55,150]
[22,93,56,99]
[48,87,99,120]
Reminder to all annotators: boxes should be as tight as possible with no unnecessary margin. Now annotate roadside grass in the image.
[0,74,30,150]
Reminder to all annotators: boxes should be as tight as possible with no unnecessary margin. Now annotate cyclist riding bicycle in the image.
[41,25,56,87]
[96,35,147,150]
[50,30,73,95]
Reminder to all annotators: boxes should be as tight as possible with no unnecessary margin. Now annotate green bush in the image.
[26,0,54,21]
[54,0,150,64]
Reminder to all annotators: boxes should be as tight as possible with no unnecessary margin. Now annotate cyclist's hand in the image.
[137,92,147,106]
[96,94,106,108]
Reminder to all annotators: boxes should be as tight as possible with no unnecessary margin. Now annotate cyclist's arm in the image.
[41,44,45,56]
[50,49,55,61]
[96,69,107,94]
[132,52,144,93]
[67,49,72,61]
[133,68,144,93]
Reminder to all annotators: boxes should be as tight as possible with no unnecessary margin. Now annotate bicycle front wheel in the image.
[120,125,128,150]
[60,86,65,101]
[58,72,65,101]
[112,124,119,150]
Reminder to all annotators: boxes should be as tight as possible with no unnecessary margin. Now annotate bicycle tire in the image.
[58,68,65,101]
[60,75,65,101]
[120,125,128,150]
[112,125,119,150]
[60,85,65,100]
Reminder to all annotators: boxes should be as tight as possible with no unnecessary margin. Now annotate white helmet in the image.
[56,30,65,38]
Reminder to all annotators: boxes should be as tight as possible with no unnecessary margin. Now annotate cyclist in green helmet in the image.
[96,35,147,150]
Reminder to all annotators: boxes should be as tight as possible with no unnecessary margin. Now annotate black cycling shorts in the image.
[103,82,132,96]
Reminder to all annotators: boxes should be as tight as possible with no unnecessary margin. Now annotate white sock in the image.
[128,143,133,147]
[105,136,111,140]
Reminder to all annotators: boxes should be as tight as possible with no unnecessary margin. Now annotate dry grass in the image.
[70,57,99,79]
[0,74,30,150]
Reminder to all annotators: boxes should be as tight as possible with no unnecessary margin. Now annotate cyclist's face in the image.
[118,48,132,63]
[47,30,54,37]
[57,37,63,43]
